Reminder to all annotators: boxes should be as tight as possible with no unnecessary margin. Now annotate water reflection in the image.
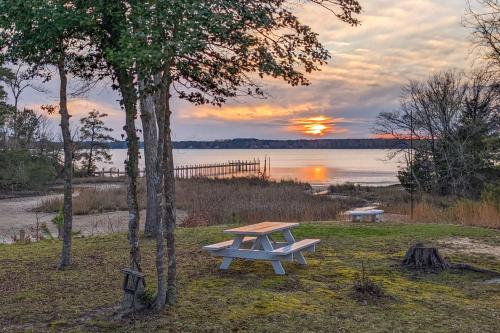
[272,166,330,183]
[104,148,401,186]
[270,165,398,186]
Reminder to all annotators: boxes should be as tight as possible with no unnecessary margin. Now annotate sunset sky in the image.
[14,0,475,141]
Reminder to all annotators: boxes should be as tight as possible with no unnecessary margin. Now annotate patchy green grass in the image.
[0,222,499,332]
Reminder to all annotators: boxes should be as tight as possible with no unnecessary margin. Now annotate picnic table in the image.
[203,222,320,275]
[346,209,384,222]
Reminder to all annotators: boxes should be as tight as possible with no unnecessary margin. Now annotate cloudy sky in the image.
[12,0,475,141]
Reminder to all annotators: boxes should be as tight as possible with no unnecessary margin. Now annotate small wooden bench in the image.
[347,209,384,222]
[202,237,256,251]
[272,239,320,255]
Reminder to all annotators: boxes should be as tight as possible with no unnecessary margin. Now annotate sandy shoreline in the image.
[0,185,186,243]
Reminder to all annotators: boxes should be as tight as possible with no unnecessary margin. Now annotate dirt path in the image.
[438,237,500,259]
[0,189,187,243]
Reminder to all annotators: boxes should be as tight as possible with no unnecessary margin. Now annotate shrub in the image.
[0,149,57,190]
[481,183,500,207]
[351,262,384,302]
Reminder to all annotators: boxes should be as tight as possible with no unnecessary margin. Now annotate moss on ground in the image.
[0,222,499,332]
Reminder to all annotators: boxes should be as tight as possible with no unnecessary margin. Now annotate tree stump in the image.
[402,243,449,271]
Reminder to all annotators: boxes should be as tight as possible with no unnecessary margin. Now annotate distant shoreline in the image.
[103,138,409,150]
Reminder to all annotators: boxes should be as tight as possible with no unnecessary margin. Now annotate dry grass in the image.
[36,184,146,215]
[403,200,500,229]
[176,177,359,225]
[329,184,500,229]
[36,177,360,224]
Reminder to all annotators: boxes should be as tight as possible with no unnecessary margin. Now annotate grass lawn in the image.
[0,222,499,332]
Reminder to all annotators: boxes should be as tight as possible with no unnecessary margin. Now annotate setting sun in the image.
[306,123,328,135]
[288,116,347,136]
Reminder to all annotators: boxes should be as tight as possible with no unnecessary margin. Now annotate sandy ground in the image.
[438,237,500,259]
[0,190,187,243]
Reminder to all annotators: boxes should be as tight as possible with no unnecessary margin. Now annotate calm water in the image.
[101,149,401,186]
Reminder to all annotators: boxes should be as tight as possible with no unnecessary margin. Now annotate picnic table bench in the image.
[346,209,384,222]
[203,222,320,275]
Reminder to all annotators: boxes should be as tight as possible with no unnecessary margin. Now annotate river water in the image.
[100,149,401,186]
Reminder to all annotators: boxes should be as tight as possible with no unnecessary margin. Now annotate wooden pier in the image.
[174,159,261,179]
[92,158,265,179]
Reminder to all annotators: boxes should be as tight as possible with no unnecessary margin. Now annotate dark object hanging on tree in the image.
[402,243,449,271]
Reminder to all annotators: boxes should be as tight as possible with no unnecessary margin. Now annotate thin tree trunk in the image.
[162,79,176,305]
[119,70,141,265]
[139,79,159,238]
[152,74,167,309]
[116,69,143,310]
[57,55,73,270]
[87,126,95,176]
[13,95,18,146]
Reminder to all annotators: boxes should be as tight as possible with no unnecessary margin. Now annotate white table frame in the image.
[203,222,318,275]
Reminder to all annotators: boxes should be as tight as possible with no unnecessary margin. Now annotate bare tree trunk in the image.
[57,55,73,270]
[162,80,176,305]
[117,69,143,310]
[153,75,167,309]
[139,79,159,238]
[86,126,95,176]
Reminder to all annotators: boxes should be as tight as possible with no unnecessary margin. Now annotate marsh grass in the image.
[36,177,360,224]
[0,222,498,332]
[387,199,500,229]
[329,184,500,229]
[176,177,360,225]
[36,184,146,215]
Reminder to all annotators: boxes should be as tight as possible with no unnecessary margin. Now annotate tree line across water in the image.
[106,138,411,149]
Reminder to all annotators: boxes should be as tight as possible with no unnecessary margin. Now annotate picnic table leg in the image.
[220,257,233,270]
[220,235,244,270]
[260,235,286,275]
[282,229,307,265]
[270,261,286,275]
[250,237,263,250]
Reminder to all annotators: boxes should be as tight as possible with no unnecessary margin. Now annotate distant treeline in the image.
[104,138,409,149]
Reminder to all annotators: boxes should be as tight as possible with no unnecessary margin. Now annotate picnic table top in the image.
[347,209,384,215]
[224,222,299,236]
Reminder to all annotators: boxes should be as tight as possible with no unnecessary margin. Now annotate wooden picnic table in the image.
[203,222,320,275]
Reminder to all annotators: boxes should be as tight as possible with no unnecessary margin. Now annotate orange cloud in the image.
[372,133,428,140]
[26,98,122,120]
[186,103,323,121]
[288,116,348,136]
[372,133,398,139]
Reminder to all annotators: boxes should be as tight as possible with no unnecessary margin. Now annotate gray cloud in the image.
[3,0,474,140]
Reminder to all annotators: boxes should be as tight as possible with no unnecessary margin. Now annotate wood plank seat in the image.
[202,237,256,251]
[271,239,320,255]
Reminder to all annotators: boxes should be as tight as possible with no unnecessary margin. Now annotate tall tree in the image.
[0,64,46,144]
[376,69,499,198]
[97,0,362,309]
[0,0,95,268]
[9,108,43,148]
[84,2,145,310]
[78,110,114,176]
[466,0,500,71]
[0,69,15,148]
